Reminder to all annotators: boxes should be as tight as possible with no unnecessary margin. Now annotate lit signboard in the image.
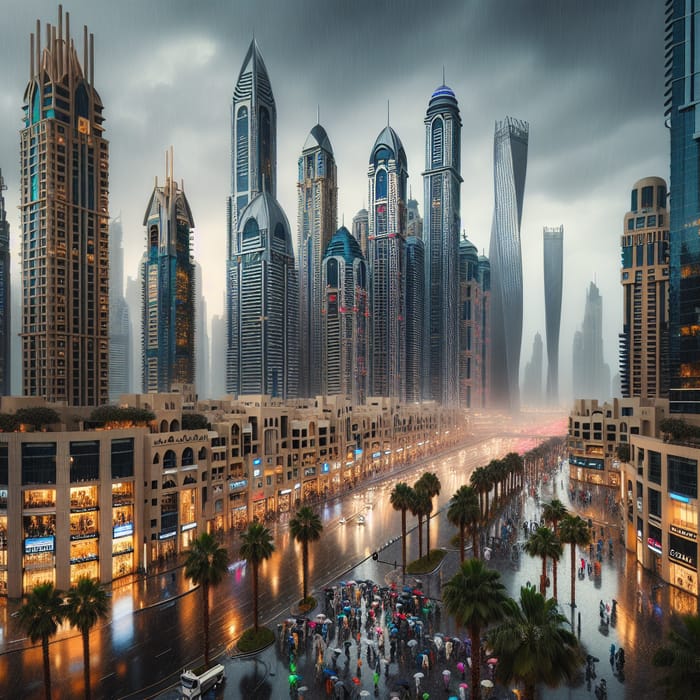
[113,522,134,539]
[25,536,55,555]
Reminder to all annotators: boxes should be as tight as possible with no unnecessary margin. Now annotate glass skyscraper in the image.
[109,217,131,402]
[21,8,109,405]
[227,39,277,394]
[666,0,700,413]
[423,84,462,406]
[0,170,9,397]
[488,117,528,412]
[321,226,368,404]
[141,152,196,393]
[297,123,338,397]
[367,125,408,399]
[405,235,424,403]
[543,225,563,405]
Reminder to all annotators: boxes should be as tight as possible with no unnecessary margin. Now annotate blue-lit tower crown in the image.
[367,125,408,399]
[321,226,368,404]
[422,83,462,406]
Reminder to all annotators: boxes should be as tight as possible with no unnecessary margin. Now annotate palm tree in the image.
[17,582,65,700]
[409,488,428,559]
[541,499,568,602]
[416,472,441,553]
[443,559,509,700]
[289,506,323,602]
[239,522,275,633]
[390,482,414,573]
[447,485,481,561]
[64,576,109,700]
[558,514,591,608]
[524,526,562,599]
[185,532,229,665]
[489,585,582,700]
[653,613,700,698]
[503,452,523,495]
[470,466,492,521]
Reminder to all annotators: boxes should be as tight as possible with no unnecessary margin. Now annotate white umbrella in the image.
[481,679,494,688]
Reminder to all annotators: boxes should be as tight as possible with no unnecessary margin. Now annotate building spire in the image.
[442,64,445,85]
[387,100,390,126]
[317,103,320,125]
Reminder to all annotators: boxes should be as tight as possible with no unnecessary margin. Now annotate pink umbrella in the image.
[487,657,498,664]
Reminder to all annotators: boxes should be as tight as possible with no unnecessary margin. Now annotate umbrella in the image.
[456,662,465,673]
[360,692,371,698]
[459,683,469,688]
[413,589,424,596]
[333,647,343,654]
[487,657,498,664]
[323,668,336,677]
[407,639,418,647]
[481,679,494,688]
[352,677,361,685]
[443,670,452,677]
[414,672,425,680]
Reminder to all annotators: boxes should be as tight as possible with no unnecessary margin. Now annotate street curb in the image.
[133,583,199,613]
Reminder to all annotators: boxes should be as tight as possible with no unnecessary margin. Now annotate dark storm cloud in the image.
[0,0,667,401]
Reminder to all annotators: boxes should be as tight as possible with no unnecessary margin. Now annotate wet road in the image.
[0,433,535,699]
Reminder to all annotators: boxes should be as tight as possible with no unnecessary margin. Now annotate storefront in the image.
[278,488,292,513]
[668,528,697,595]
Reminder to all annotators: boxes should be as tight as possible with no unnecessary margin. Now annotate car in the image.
[339,517,347,524]
[357,515,365,525]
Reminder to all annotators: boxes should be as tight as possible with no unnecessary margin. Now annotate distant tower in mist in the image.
[488,117,529,412]
[573,281,610,401]
[522,332,543,406]
[109,217,131,402]
[352,208,369,258]
[405,235,425,403]
[543,226,563,405]
[619,177,669,399]
[141,150,196,393]
[406,197,423,240]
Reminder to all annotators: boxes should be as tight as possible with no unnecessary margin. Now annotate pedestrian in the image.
[373,669,379,690]
[609,643,616,668]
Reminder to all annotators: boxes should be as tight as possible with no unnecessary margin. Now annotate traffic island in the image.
[291,595,317,617]
[235,626,275,655]
[406,548,447,575]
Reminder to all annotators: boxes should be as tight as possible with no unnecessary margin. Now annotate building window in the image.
[0,443,7,485]
[668,455,698,499]
[648,488,661,518]
[648,451,662,484]
[641,185,654,209]
[22,443,57,485]
[70,441,100,482]
[111,438,134,479]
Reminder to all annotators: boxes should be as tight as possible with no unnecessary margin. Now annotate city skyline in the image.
[0,0,666,403]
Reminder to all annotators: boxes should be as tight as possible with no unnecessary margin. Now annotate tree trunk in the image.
[417,514,424,559]
[401,510,407,573]
[459,525,466,563]
[540,556,547,595]
[42,636,52,700]
[470,627,482,700]
[253,563,259,633]
[570,543,576,607]
[472,526,479,559]
[553,558,558,601]
[426,512,431,555]
[302,540,309,601]
[203,581,210,666]
[82,629,91,700]
[524,682,536,700]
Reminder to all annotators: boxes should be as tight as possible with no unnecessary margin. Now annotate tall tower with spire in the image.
[297,122,338,397]
[0,169,10,397]
[367,123,408,399]
[141,149,196,393]
[227,39,277,393]
[21,6,109,405]
[422,81,462,406]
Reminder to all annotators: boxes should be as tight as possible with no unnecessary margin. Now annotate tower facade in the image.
[141,152,196,393]
[367,126,408,399]
[405,236,425,403]
[458,235,490,408]
[0,170,10,396]
[109,217,131,402]
[227,39,276,393]
[572,282,610,401]
[297,123,338,397]
[321,226,368,404]
[229,193,298,398]
[488,117,529,412]
[620,178,669,399]
[522,332,543,406]
[543,225,563,405]
[406,197,423,240]
[20,8,109,405]
[423,84,462,406]
[352,208,369,258]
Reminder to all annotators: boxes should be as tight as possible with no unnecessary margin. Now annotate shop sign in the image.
[647,537,662,554]
[181,522,196,532]
[670,524,697,541]
[669,548,696,569]
[669,534,697,570]
[71,532,98,541]
[322,463,330,473]
[279,489,291,495]
[372,451,381,459]
[229,479,247,491]
[24,536,55,554]
[113,522,134,539]
[158,530,176,540]
[304,467,316,477]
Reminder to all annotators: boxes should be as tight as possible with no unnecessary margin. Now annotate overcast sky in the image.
[0,0,667,404]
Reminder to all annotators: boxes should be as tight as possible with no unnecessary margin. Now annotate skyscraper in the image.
[406,196,423,240]
[457,235,490,408]
[210,311,226,399]
[352,208,369,258]
[572,281,610,401]
[21,8,109,405]
[405,236,424,403]
[194,264,210,399]
[109,217,131,402]
[667,2,700,413]
[227,39,276,393]
[125,273,141,393]
[297,123,338,397]
[0,170,10,396]
[367,125,408,399]
[488,117,528,412]
[522,332,543,406]
[423,83,462,406]
[620,177,669,399]
[321,226,368,404]
[141,151,196,393]
[229,193,298,398]
[543,225,563,405]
